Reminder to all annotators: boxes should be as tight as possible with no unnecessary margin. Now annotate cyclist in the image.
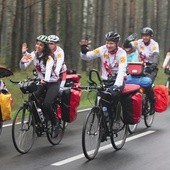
[20,35,63,137]
[124,27,160,114]
[47,35,67,87]
[123,33,140,63]
[162,49,170,69]
[80,31,127,95]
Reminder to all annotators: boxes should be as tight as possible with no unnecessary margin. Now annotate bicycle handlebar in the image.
[89,69,102,85]
[10,77,40,84]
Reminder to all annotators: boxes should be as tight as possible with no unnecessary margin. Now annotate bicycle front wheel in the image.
[82,107,101,160]
[128,124,138,134]
[46,118,65,145]
[12,106,35,154]
[111,102,128,150]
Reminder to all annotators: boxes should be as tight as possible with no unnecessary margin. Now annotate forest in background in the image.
[0,0,170,72]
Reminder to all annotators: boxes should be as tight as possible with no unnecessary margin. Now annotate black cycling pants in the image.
[34,81,60,125]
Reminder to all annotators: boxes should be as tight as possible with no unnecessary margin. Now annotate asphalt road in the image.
[0,107,170,170]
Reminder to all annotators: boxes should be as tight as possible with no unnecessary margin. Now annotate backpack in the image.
[154,85,169,113]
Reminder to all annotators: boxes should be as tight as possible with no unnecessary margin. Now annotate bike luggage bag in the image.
[121,92,142,125]
[154,85,169,112]
[127,62,144,76]
[59,88,81,123]
[0,93,12,121]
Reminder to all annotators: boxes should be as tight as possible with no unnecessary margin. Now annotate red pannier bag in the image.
[127,62,144,76]
[121,84,142,124]
[58,72,82,123]
[58,87,81,123]
[154,85,169,113]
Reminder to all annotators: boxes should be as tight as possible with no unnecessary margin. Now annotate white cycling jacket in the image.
[131,39,159,63]
[80,45,127,86]
[19,49,64,82]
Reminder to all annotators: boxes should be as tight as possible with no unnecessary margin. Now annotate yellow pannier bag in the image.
[0,93,12,121]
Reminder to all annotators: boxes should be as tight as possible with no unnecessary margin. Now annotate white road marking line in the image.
[3,123,12,127]
[51,130,155,166]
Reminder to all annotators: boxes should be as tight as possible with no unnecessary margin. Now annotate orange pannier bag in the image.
[154,85,169,113]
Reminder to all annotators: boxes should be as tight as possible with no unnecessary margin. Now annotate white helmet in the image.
[48,35,60,43]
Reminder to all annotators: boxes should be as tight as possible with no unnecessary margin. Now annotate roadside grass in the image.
[2,64,167,118]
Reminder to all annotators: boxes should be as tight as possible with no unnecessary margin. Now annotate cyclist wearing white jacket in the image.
[80,31,127,95]
[20,35,63,138]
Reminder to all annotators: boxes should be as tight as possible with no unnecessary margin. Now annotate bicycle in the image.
[127,62,156,134]
[164,67,170,95]
[10,77,66,154]
[79,69,143,160]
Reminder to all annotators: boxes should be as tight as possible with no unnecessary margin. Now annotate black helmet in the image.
[123,33,137,48]
[105,31,120,42]
[36,35,49,43]
[141,27,153,36]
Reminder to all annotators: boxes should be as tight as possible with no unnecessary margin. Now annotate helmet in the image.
[123,33,137,48]
[48,35,60,42]
[36,35,49,43]
[141,27,153,36]
[123,42,132,49]
[105,31,120,42]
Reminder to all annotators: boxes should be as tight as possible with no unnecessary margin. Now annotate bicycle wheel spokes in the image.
[12,107,35,154]
[82,107,101,160]
[46,118,65,145]
[111,102,128,150]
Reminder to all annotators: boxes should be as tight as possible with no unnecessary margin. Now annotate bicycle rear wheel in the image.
[143,99,155,127]
[111,102,128,150]
[82,107,101,160]
[46,118,65,145]
[12,106,35,154]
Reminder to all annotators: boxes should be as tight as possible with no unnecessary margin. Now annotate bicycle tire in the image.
[46,118,65,145]
[12,106,35,154]
[128,124,138,134]
[110,102,128,150]
[143,98,155,127]
[82,107,102,160]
